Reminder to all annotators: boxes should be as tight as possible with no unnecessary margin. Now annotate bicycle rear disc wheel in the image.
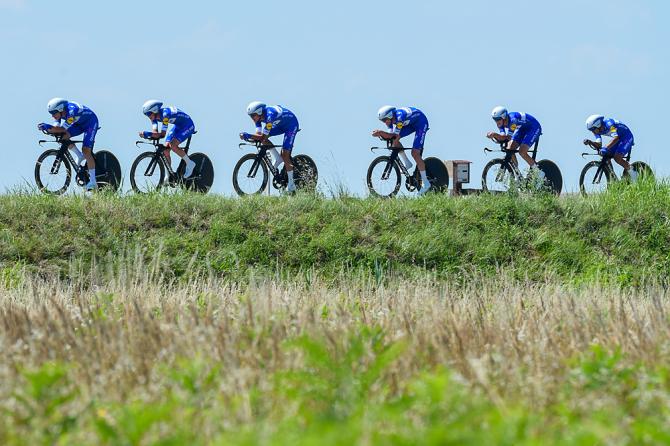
[628,161,654,182]
[184,152,214,193]
[233,153,269,196]
[367,156,401,198]
[94,150,122,192]
[35,149,71,195]
[291,154,319,192]
[424,157,449,193]
[130,152,165,193]
[536,159,562,195]
[579,161,612,196]
[482,159,515,193]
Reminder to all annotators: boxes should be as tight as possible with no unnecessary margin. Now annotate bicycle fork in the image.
[590,164,611,185]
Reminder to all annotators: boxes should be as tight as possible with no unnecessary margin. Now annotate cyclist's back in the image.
[55,102,97,129]
[500,112,541,137]
[259,105,299,133]
[596,118,634,144]
[156,106,194,132]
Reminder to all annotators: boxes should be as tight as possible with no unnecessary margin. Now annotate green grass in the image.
[1,178,669,285]
[3,331,670,445]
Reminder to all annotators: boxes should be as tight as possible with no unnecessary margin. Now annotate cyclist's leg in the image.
[393,126,412,149]
[166,124,194,158]
[507,139,521,169]
[70,122,96,173]
[280,129,297,171]
[612,138,634,174]
[410,124,428,172]
[411,122,430,193]
[262,130,282,168]
[166,123,196,176]
[64,128,83,164]
[516,125,541,168]
[76,120,99,188]
[278,128,298,192]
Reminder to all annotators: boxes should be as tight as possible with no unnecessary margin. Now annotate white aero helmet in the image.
[142,99,163,116]
[586,114,605,131]
[491,106,508,121]
[247,101,266,116]
[47,97,68,115]
[377,105,395,121]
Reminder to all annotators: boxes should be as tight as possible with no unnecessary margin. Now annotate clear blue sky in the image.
[1,0,668,195]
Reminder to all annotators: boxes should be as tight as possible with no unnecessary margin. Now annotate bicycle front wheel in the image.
[130,152,165,193]
[35,149,71,195]
[233,153,268,196]
[579,161,612,196]
[367,156,401,198]
[482,159,515,193]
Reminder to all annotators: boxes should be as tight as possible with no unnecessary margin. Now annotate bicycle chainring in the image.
[76,169,89,186]
[273,171,287,190]
[405,172,418,192]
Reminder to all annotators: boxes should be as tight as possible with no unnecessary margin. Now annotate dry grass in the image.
[1,268,668,402]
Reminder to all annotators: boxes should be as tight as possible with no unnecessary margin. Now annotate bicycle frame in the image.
[135,135,194,178]
[38,134,87,177]
[483,139,540,179]
[238,141,282,178]
[369,139,413,178]
[580,150,632,183]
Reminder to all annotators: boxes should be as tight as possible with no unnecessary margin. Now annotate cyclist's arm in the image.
[141,130,166,139]
[373,129,397,140]
[583,139,602,149]
[584,131,604,149]
[140,120,167,139]
[48,126,68,136]
[487,132,510,143]
[248,133,269,143]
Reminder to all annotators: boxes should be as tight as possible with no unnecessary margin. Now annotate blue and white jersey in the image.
[593,118,633,144]
[53,102,96,130]
[256,105,298,136]
[497,112,540,136]
[153,106,193,132]
[389,107,426,135]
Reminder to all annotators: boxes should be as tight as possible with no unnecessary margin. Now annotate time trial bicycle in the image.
[35,130,121,194]
[366,138,449,198]
[233,137,318,196]
[579,146,653,196]
[130,132,214,194]
[482,138,562,194]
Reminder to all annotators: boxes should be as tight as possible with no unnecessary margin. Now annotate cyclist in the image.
[37,98,99,190]
[584,115,637,181]
[240,102,299,193]
[487,106,544,179]
[139,100,196,179]
[372,105,431,195]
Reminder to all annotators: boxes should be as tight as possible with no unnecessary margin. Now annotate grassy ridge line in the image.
[0,180,669,284]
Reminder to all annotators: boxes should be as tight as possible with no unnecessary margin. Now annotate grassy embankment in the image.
[1,181,670,444]
[0,178,669,285]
